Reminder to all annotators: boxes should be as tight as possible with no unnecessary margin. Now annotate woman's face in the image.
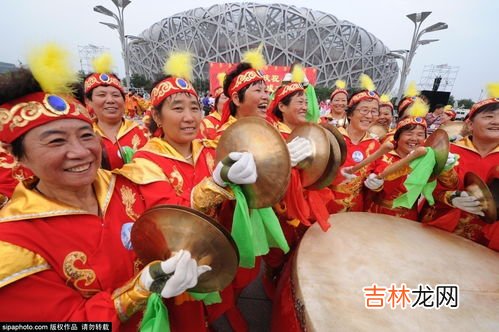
[154,93,202,147]
[87,86,125,124]
[216,93,229,113]
[396,126,426,156]
[232,81,269,119]
[331,93,347,115]
[376,106,393,128]
[468,108,499,142]
[348,99,379,132]
[20,119,101,191]
[279,92,308,128]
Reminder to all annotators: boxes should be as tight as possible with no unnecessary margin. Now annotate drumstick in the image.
[378,146,427,179]
[347,141,394,174]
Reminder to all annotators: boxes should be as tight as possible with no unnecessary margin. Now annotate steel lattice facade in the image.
[128,2,398,93]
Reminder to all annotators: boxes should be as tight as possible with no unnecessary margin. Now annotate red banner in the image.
[208,62,317,96]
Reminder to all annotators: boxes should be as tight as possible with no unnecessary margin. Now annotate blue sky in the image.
[1,0,498,100]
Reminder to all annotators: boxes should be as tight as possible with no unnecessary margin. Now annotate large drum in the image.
[272,212,499,331]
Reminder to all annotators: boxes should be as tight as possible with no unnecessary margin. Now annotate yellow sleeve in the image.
[191,177,235,216]
[0,241,50,288]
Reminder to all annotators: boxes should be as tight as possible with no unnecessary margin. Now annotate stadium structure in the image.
[127,2,399,92]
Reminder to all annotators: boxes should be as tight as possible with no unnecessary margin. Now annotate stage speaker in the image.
[420,90,450,111]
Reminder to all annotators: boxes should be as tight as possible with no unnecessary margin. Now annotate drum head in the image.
[131,205,239,293]
[293,212,499,331]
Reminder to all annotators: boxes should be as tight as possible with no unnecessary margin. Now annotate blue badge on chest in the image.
[121,222,134,250]
[352,150,364,162]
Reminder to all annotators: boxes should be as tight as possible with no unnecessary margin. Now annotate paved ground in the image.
[211,267,273,332]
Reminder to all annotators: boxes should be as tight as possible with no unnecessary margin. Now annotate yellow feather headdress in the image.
[217,72,226,88]
[163,51,194,81]
[407,97,429,118]
[291,64,305,83]
[359,74,376,92]
[241,44,266,70]
[486,83,499,98]
[380,94,391,103]
[27,43,78,95]
[92,52,114,74]
[335,79,346,89]
[404,81,419,98]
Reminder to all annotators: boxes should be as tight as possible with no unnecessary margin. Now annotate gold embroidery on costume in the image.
[63,251,99,297]
[454,215,481,240]
[168,165,184,195]
[131,134,141,150]
[120,185,139,220]
[206,153,215,173]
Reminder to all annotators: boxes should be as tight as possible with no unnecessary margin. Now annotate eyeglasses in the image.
[356,108,380,116]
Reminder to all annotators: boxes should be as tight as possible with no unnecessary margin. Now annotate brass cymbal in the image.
[424,129,449,176]
[131,205,239,293]
[439,121,466,141]
[288,123,330,188]
[307,128,342,189]
[487,166,499,222]
[216,117,291,208]
[368,124,388,140]
[464,172,497,223]
[321,122,347,166]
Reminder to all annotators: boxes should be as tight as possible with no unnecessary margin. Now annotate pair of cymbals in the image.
[287,123,346,190]
[131,205,239,293]
[464,172,497,223]
[438,121,467,141]
[216,117,291,208]
[424,129,450,177]
[368,124,389,140]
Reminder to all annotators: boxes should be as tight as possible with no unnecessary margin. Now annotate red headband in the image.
[266,82,304,124]
[84,73,124,95]
[395,116,427,136]
[330,88,348,100]
[227,68,265,97]
[348,90,380,108]
[0,92,92,143]
[151,77,198,108]
[380,101,394,111]
[469,97,499,119]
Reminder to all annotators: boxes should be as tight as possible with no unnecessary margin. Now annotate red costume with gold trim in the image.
[366,151,419,220]
[0,148,33,200]
[199,111,223,140]
[94,119,149,170]
[115,137,222,331]
[327,127,380,213]
[421,137,499,249]
[0,170,145,330]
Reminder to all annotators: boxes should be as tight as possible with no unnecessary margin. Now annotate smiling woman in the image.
[0,44,210,331]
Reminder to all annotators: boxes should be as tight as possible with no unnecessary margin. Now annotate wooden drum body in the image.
[273,212,499,331]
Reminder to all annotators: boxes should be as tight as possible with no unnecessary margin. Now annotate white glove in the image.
[340,166,357,183]
[287,136,313,167]
[364,173,384,190]
[213,152,258,187]
[443,152,457,171]
[140,250,211,298]
[451,191,484,216]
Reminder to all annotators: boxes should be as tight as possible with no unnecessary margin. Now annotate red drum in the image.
[272,212,499,331]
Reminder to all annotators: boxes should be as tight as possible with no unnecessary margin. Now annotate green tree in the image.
[314,86,331,101]
[448,95,455,106]
[130,73,152,91]
[457,98,474,109]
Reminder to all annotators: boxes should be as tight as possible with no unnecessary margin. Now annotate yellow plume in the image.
[92,52,114,74]
[241,44,266,70]
[407,97,429,117]
[444,104,453,111]
[291,64,305,83]
[359,74,376,92]
[404,81,419,98]
[217,72,226,87]
[27,43,78,95]
[486,83,499,98]
[380,94,391,103]
[163,52,193,81]
[335,79,346,89]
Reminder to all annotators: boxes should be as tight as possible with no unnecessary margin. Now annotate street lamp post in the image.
[395,11,448,105]
[93,0,132,88]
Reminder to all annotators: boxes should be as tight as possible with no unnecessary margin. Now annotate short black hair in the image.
[470,102,499,120]
[272,90,304,121]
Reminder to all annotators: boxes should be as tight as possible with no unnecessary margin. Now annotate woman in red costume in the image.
[421,84,499,250]
[321,79,348,127]
[198,74,229,140]
[0,45,208,331]
[327,74,381,213]
[83,54,148,170]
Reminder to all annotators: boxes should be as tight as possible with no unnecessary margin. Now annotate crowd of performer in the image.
[0,43,497,332]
